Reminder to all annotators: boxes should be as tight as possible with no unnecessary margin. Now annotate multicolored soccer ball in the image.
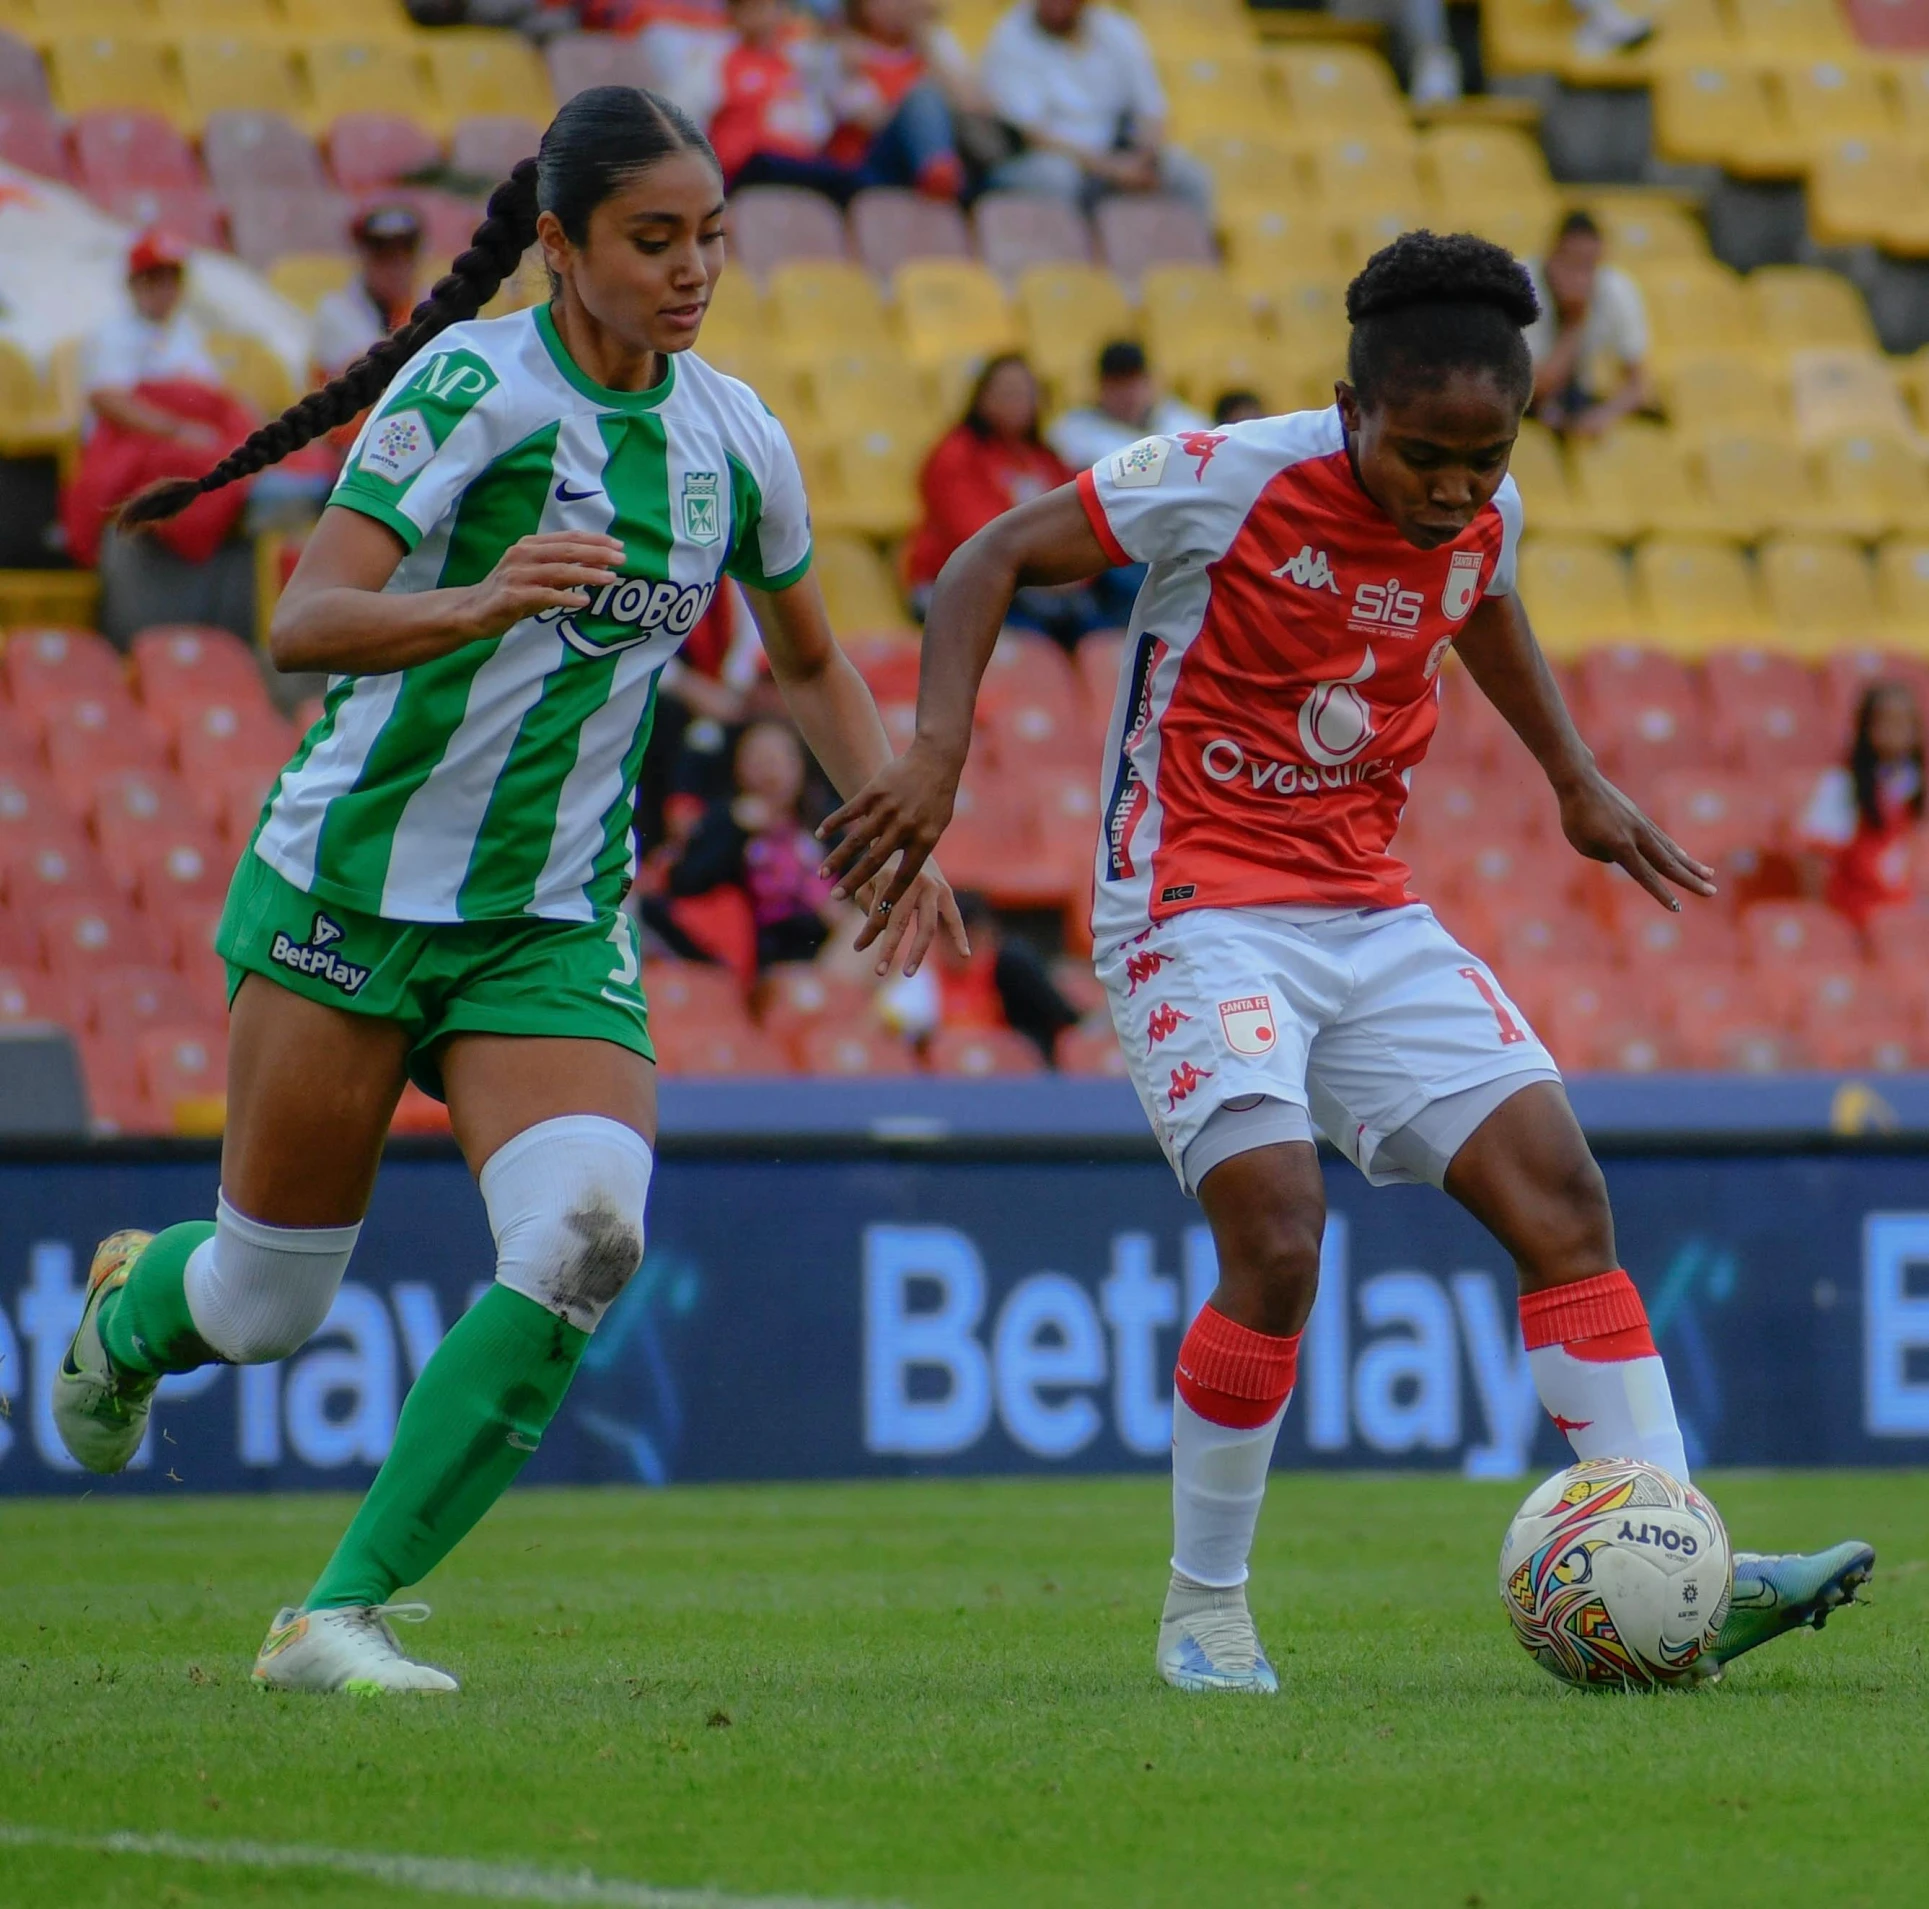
[1499,1458,1732,1690]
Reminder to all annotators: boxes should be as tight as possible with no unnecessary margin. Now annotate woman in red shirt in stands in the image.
[905,354,1099,646]
[1798,679,1925,932]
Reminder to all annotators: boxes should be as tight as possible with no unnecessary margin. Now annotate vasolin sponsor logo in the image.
[1273,544,1341,594]
[537,577,719,658]
[1199,737,1394,796]
[270,912,369,996]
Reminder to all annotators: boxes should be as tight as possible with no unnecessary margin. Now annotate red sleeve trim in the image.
[1076,466,1132,567]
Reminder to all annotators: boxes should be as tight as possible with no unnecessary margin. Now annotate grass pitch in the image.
[2,1472,1924,1909]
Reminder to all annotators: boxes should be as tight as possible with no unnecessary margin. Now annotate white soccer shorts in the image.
[1095,902,1561,1195]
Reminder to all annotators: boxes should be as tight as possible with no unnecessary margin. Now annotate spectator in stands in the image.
[1797,681,1924,934]
[1393,0,1648,102]
[979,0,1211,213]
[77,230,223,452]
[827,0,977,199]
[1213,388,1266,426]
[711,0,964,201]
[906,354,1103,643]
[311,204,425,383]
[1048,339,1207,472]
[1526,210,1651,440]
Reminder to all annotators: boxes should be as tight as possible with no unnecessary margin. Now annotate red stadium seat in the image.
[1681,1023,1815,1073]
[199,760,280,844]
[96,185,226,251]
[1816,649,1929,730]
[973,192,1092,275]
[0,761,83,844]
[651,1023,790,1076]
[1713,685,1839,776]
[1093,194,1216,287]
[1573,645,1702,724]
[381,186,488,260]
[927,1025,1044,1076]
[202,110,326,196]
[449,114,543,179]
[146,893,228,1006]
[1031,765,1102,885]
[1492,899,1603,968]
[133,831,233,915]
[1074,630,1127,717]
[0,101,67,180]
[1430,665,1518,770]
[1866,906,1929,974]
[164,699,296,778]
[545,31,656,106]
[1701,648,1817,718]
[1573,1021,1681,1073]
[1617,903,1745,971]
[0,964,71,1027]
[79,1037,158,1135]
[80,964,194,1046]
[1740,899,1862,967]
[1398,763,1540,857]
[795,1023,919,1076]
[131,624,267,713]
[34,896,142,974]
[0,29,49,108]
[727,186,847,278]
[1055,1020,1129,1076]
[850,187,971,274]
[1588,691,1703,783]
[326,112,441,192]
[135,1023,228,1127]
[2,626,125,720]
[641,958,748,1025]
[0,832,115,912]
[1758,959,1903,1034]
[1518,961,1623,1049]
[1648,769,1777,875]
[70,108,201,192]
[225,188,355,267]
[42,698,170,810]
[758,961,875,1047]
[1807,1018,1920,1072]
[89,763,197,838]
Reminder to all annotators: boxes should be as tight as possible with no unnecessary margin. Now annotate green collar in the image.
[535,304,676,412]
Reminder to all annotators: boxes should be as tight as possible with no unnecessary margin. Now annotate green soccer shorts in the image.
[216,851,655,1099]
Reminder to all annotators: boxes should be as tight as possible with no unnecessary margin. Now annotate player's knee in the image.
[1526,1147,1616,1283]
[1221,1209,1323,1335]
[185,1195,361,1364]
[479,1115,655,1333]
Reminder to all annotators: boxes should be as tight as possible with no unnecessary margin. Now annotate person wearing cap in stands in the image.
[78,229,223,450]
[1046,338,1207,474]
[311,202,426,382]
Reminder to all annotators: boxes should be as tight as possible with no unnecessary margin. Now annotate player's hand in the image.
[461,532,625,638]
[853,857,970,975]
[816,739,962,934]
[1557,769,1717,913]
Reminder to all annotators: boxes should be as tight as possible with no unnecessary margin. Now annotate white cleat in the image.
[251,1603,459,1694]
[1157,1572,1280,1694]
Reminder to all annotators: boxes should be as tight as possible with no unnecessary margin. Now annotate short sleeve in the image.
[1602,267,1649,365]
[1484,476,1524,596]
[725,412,813,591]
[1115,14,1165,123]
[981,14,1044,126]
[329,338,510,550]
[1076,430,1245,566]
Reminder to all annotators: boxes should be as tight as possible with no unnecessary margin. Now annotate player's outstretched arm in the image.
[270,504,626,676]
[744,572,969,977]
[817,483,1110,930]
[1455,590,1717,913]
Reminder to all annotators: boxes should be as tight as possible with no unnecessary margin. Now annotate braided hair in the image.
[1344,229,1541,412]
[120,86,717,530]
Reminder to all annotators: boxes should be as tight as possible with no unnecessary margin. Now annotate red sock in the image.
[1519,1269,1656,1362]
[1174,1304,1300,1429]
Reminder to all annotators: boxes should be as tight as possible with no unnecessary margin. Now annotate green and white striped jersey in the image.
[253,305,812,924]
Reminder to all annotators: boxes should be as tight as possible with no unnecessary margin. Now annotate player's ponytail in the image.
[118,86,718,531]
[1343,229,1542,411]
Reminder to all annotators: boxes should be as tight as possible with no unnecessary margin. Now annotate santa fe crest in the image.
[1217,994,1278,1057]
[1441,549,1483,620]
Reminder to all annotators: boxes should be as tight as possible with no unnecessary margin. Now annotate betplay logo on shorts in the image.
[270,912,370,996]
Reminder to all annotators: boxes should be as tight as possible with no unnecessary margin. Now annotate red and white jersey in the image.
[1079,407,1523,949]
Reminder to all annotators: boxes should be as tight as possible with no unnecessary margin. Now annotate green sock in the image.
[305,1285,589,1610]
[98,1222,220,1378]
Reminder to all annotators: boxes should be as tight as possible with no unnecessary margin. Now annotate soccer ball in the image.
[1499,1457,1732,1690]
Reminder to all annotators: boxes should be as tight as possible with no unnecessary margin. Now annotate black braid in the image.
[119,159,542,529]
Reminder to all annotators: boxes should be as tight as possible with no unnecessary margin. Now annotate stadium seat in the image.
[851,187,970,277]
[1807,137,1929,252]
[1806,1019,1919,1072]
[892,259,1016,366]
[1220,204,1333,302]
[1760,956,1904,1033]
[0,29,49,108]
[71,108,201,193]
[131,624,265,710]
[0,831,116,916]
[1661,354,1786,437]
[728,185,847,278]
[262,253,354,316]
[1684,1022,1816,1073]
[1013,263,1135,408]
[927,1025,1044,1077]
[34,895,142,974]
[1267,275,1349,384]
[46,36,184,124]
[0,963,72,1028]
[327,112,442,192]
[77,1036,157,1134]
[544,31,656,106]
[1649,767,1778,877]
[1056,1020,1128,1076]
[1590,196,1710,265]
[1748,263,1879,353]
[816,424,922,539]
[1652,64,1804,179]
[1811,434,1929,541]
[1630,261,1759,371]
[794,1023,918,1076]
[972,191,1091,277]
[448,114,542,181]
[1693,430,1820,540]
[1710,679,1838,774]
[641,958,746,1022]
[1730,0,1852,55]
[179,37,304,132]
[2,625,125,717]
[1516,537,1641,652]
[200,109,325,199]
[1773,59,1887,162]
[422,32,555,132]
[1093,193,1215,289]
[1422,125,1559,232]
[766,261,891,362]
[302,41,427,131]
[1188,135,1304,221]
[1619,906,1744,972]
[156,0,279,27]
[283,0,415,36]
[1158,53,1274,141]
[95,185,223,251]
[1569,422,1704,543]
[0,98,65,179]
[1874,539,1929,647]
[135,1022,227,1129]
[226,188,354,267]
[1741,898,1862,965]
[812,533,913,635]
[1268,44,1406,128]
[1632,536,1769,650]
[1757,535,1881,652]
[652,1022,790,1076]
[81,964,195,1048]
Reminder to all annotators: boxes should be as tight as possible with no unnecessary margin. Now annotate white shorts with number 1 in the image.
[1095,903,1561,1195]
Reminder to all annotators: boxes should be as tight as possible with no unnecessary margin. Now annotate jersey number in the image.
[1459,966,1528,1046]
[607,914,641,989]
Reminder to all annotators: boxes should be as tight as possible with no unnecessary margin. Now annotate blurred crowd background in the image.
[0,0,1926,1131]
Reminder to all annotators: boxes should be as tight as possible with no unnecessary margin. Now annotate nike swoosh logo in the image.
[554,481,599,503]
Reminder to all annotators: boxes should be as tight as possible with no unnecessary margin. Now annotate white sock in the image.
[184,1193,360,1364]
[1527,1344,1690,1483]
[1171,1395,1288,1589]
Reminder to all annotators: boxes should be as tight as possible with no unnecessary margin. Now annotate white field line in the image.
[0,1825,900,1909]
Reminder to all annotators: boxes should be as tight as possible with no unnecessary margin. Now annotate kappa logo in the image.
[1108,436,1171,489]
[1273,545,1341,594]
[1441,549,1484,620]
[680,470,721,546]
[1217,994,1277,1056]
[1145,1002,1191,1048]
[1124,948,1174,994]
[1177,430,1226,479]
[1164,1061,1213,1111]
[269,912,369,996]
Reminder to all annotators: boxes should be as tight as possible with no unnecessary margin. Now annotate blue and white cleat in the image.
[1712,1541,1876,1666]
[1157,1572,1279,1694]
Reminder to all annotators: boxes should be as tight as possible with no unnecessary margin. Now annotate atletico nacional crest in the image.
[1441,549,1483,620]
[681,470,721,546]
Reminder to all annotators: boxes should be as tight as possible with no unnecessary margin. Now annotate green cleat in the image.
[1712,1541,1876,1666]
[52,1230,158,1475]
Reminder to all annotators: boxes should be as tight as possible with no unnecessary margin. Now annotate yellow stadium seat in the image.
[1311,132,1423,216]
[1757,535,1880,652]
[1458,202,1562,259]
[179,36,304,130]
[1221,206,1339,294]
[1330,202,1430,275]
[1633,536,1770,651]
[1874,536,1929,647]
[1569,420,1706,541]
[203,330,297,419]
[303,40,425,126]
[805,348,943,442]
[1268,273,1349,373]
[940,0,1003,57]
[1894,57,1929,148]
[696,270,766,354]
[814,533,914,636]
[1015,264,1135,409]
[704,349,810,435]
[1728,0,1851,56]
[1266,45,1406,129]
[1630,260,1757,369]
[1421,125,1559,229]
[1163,337,1299,414]
[47,35,183,120]
[1748,264,1877,354]
[1141,264,1258,352]
[25,0,152,33]
[1773,59,1891,159]
[283,0,412,36]
[1660,354,1786,435]
[1788,348,1915,444]
[268,252,356,314]
[1504,419,1586,536]
[1189,137,1306,219]
[892,259,1017,367]
[1589,196,1710,265]
[1480,0,1571,81]
[1898,345,1929,431]
[1808,138,1929,251]
[768,261,891,361]
[1518,535,1642,652]
[422,30,554,130]
[0,340,75,456]
[1652,64,1804,178]
[1692,428,1819,538]
[156,0,279,31]
[1157,54,1277,139]
[1812,433,1929,538]
[816,425,921,540]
